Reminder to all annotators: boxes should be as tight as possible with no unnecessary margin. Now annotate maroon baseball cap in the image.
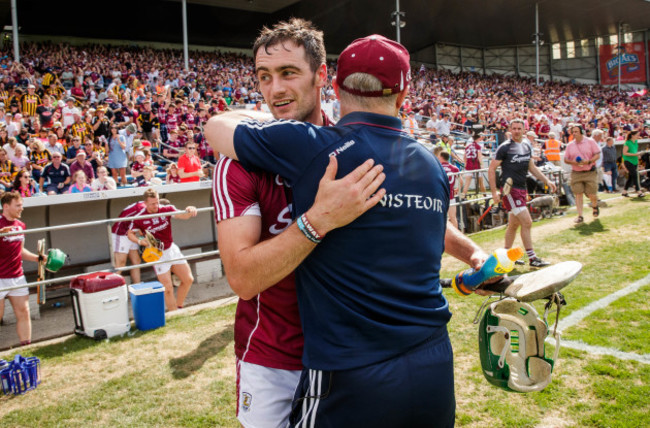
[336,35,411,97]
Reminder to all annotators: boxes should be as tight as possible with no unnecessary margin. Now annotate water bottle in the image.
[452,247,524,296]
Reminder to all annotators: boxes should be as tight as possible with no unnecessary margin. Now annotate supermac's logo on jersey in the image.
[329,140,355,157]
[2,226,24,243]
[511,154,530,163]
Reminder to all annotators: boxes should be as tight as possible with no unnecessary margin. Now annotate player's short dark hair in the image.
[439,151,450,162]
[1,191,21,207]
[253,18,326,73]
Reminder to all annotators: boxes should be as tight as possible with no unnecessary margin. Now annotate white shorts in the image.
[237,360,301,428]
[0,276,29,299]
[112,233,139,254]
[153,243,187,275]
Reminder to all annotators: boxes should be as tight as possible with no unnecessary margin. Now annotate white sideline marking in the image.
[547,338,650,365]
[558,273,650,331]
[546,273,650,364]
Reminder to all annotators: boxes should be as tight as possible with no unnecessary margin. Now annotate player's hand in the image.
[0,226,13,234]
[492,193,501,205]
[306,156,386,236]
[469,250,501,295]
[57,182,64,189]
[185,206,197,217]
[547,181,557,193]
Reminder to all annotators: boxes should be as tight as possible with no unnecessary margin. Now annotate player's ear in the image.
[315,64,327,88]
[396,86,409,110]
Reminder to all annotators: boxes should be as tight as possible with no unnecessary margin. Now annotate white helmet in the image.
[478,298,561,393]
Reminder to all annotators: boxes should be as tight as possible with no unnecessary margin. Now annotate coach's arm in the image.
[204,110,271,160]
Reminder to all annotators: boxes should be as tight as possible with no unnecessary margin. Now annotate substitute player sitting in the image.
[127,188,196,311]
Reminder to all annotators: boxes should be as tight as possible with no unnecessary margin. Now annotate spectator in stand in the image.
[601,136,618,193]
[44,132,65,157]
[92,106,112,140]
[16,128,30,147]
[10,145,29,170]
[0,148,17,191]
[621,129,645,198]
[39,151,71,195]
[137,165,163,187]
[65,136,84,162]
[119,123,137,160]
[163,129,183,162]
[29,140,51,181]
[0,128,8,149]
[137,100,159,142]
[177,140,203,183]
[91,166,116,191]
[107,125,128,186]
[61,98,79,129]
[130,151,146,180]
[69,150,95,182]
[68,170,93,194]
[20,84,41,118]
[3,136,27,160]
[36,95,55,129]
[165,162,181,184]
[13,170,38,197]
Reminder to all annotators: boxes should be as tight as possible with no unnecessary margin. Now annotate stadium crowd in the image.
[0,41,648,197]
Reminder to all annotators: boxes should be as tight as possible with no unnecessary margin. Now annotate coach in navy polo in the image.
[207,35,489,427]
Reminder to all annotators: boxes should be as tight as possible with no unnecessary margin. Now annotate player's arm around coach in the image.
[205,111,386,299]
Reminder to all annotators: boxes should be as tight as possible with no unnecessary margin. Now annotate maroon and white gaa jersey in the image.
[441,161,460,199]
[212,156,303,370]
[129,204,177,250]
[112,201,145,235]
[0,215,26,278]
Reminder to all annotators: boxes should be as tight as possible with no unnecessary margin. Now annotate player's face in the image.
[145,196,160,214]
[510,123,524,141]
[4,198,24,220]
[255,42,326,125]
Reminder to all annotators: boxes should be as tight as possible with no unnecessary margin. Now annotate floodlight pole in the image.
[10,0,18,62]
[182,0,189,71]
[535,2,540,86]
[617,21,622,92]
[395,0,402,43]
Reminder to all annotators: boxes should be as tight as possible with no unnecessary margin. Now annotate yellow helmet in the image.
[142,247,163,263]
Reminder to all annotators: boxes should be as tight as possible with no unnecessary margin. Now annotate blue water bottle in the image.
[452,247,524,296]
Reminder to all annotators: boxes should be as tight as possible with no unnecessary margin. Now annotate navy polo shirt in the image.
[234,111,452,370]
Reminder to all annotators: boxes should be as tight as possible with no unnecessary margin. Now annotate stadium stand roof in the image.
[0,0,648,54]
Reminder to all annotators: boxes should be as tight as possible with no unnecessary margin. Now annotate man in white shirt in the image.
[61,98,80,129]
[435,114,452,136]
[119,124,137,159]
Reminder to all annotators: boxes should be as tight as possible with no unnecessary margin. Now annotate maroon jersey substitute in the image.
[0,216,25,278]
[441,161,460,199]
[112,201,145,235]
[130,161,145,174]
[465,140,482,170]
[212,156,302,370]
[129,204,177,250]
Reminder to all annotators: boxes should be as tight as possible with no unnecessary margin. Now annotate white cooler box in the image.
[70,272,131,339]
